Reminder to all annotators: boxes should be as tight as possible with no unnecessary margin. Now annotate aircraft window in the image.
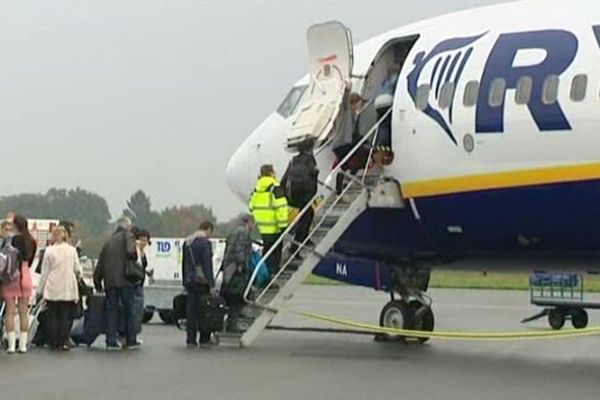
[542,75,560,105]
[488,78,506,107]
[276,85,308,119]
[570,74,588,102]
[415,84,431,110]
[439,82,455,110]
[463,81,479,107]
[515,76,533,105]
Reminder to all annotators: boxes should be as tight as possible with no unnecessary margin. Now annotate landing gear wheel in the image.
[142,308,155,324]
[548,309,565,330]
[377,300,415,342]
[159,310,175,325]
[572,309,589,329]
[175,317,187,331]
[408,300,434,344]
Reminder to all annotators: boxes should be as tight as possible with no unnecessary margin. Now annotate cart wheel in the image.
[142,308,155,324]
[548,309,565,330]
[159,310,175,325]
[572,309,589,329]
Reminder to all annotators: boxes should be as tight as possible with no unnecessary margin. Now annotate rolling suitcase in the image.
[198,294,227,333]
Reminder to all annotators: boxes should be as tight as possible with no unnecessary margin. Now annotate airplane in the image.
[224,0,600,346]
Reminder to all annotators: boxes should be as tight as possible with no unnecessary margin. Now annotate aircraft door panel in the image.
[287,21,354,150]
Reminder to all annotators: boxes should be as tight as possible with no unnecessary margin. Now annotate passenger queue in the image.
[0,82,394,354]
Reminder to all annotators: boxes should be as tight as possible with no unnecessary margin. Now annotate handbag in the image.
[124,233,144,284]
[187,240,207,285]
[224,266,248,299]
[125,260,144,284]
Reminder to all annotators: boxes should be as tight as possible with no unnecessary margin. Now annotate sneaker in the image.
[186,343,198,349]
[126,342,142,350]
[106,344,122,352]
[199,343,212,350]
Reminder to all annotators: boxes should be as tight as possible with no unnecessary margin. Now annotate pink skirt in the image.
[1,262,33,300]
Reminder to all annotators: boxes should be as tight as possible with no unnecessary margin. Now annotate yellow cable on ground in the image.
[289,310,600,341]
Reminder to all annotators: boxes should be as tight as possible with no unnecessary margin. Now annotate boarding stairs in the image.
[217,109,392,348]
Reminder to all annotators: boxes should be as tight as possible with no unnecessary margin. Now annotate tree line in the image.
[0,188,241,257]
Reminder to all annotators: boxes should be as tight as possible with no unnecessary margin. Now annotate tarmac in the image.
[1,286,600,400]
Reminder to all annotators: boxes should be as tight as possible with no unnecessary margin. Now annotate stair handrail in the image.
[243,107,392,302]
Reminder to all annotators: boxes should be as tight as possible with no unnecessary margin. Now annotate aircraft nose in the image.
[226,143,252,203]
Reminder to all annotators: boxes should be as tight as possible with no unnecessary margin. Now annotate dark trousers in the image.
[375,107,392,149]
[261,233,282,276]
[105,286,137,347]
[46,301,74,349]
[292,204,314,253]
[132,285,144,328]
[186,284,211,345]
[334,145,360,195]
[225,294,243,332]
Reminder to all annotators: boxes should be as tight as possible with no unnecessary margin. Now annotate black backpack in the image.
[285,155,317,206]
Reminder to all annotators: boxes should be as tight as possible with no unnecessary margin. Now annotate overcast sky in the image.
[0,0,513,220]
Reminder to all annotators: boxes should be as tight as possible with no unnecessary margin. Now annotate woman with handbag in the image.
[37,226,82,351]
[2,215,37,354]
[130,228,151,329]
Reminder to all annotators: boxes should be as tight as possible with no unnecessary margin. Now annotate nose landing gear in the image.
[376,267,435,344]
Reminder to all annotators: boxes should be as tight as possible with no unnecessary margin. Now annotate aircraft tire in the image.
[548,309,565,330]
[408,300,434,344]
[571,308,589,329]
[379,300,415,341]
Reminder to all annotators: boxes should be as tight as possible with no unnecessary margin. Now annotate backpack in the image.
[0,238,20,283]
[249,250,269,288]
[285,155,316,207]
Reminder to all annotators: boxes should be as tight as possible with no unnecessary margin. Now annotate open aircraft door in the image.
[287,21,354,150]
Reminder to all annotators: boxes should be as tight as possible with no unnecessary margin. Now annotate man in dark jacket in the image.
[281,138,319,253]
[220,214,254,332]
[93,217,138,351]
[181,221,215,348]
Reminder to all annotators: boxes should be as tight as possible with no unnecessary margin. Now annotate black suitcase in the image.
[198,294,228,333]
[80,293,142,346]
[82,294,106,346]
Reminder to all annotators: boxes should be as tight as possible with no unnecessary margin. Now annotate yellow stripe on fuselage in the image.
[401,163,600,198]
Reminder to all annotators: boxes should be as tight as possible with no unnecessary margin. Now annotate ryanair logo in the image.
[407,33,486,145]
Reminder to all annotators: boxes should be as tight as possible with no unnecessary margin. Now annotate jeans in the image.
[105,287,137,347]
[186,284,211,346]
[132,285,144,329]
[46,301,75,349]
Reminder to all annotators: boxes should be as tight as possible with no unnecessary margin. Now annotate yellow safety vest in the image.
[249,176,289,235]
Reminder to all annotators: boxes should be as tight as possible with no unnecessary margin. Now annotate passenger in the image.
[0,220,12,246]
[1,215,37,354]
[37,226,82,351]
[220,214,254,332]
[182,221,216,349]
[131,227,151,330]
[332,92,365,194]
[281,138,319,252]
[93,217,139,351]
[374,64,401,164]
[249,165,288,277]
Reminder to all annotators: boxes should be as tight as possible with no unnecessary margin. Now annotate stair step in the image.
[217,332,243,342]
[321,215,340,228]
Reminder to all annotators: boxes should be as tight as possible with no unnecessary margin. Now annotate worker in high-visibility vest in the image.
[249,164,288,276]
